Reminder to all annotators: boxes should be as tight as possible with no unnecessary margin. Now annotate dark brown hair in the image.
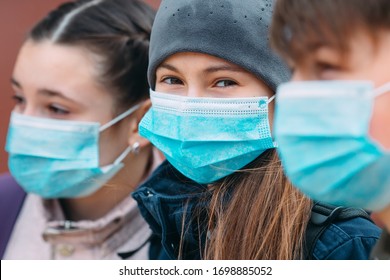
[271,0,390,63]
[28,0,155,111]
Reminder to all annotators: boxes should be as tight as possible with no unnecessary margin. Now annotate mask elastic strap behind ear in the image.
[374,82,390,98]
[99,103,143,132]
[267,94,277,147]
[268,95,276,104]
[100,145,134,173]
[113,146,133,165]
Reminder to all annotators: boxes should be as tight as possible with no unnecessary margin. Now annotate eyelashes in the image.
[11,95,70,115]
[161,76,184,85]
[214,79,238,88]
[160,76,238,88]
[12,95,25,104]
[48,104,70,115]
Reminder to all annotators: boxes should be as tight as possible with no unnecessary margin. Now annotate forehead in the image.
[290,26,381,65]
[15,40,98,79]
[14,40,108,97]
[12,40,117,114]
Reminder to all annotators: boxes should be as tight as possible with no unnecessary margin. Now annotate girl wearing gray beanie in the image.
[132,0,380,260]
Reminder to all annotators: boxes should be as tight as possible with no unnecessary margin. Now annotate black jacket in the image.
[133,161,381,260]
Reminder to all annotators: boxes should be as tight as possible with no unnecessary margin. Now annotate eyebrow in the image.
[204,65,246,74]
[11,77,77,103]
[10,78,21,88]
[158,63,247,75]
[158,63,179,73]
[38,89,77,103]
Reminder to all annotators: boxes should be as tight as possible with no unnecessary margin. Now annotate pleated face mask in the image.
[274,81,390,211]
[139,90,276,184]
[5,104,140,198]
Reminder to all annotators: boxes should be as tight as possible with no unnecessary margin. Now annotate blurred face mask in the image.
[139,90,276,184]
[5,104,141,198]
[274,80,390,211]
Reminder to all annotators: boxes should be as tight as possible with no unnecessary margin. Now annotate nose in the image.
[290,66,317,82]
[19,103,40,117]
[186,85,204,98]
[291,70,304,82]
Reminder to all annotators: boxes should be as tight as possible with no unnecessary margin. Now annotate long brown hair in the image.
[201,149,312,260]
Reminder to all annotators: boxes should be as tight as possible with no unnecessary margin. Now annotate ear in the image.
[127,99,152,149]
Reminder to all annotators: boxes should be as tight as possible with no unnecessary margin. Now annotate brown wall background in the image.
[0,0,161,174]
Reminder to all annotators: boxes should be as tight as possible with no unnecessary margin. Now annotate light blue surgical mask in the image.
[139,90,276,184]
[5,104,141,198]
[275,80,390,211]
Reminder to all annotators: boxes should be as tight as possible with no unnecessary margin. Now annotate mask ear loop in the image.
[373,82,390,98]
[266,94,278,147]
[100,142,140,173]
[268,95,276,104]
[99,102,144,168]
[113,142,141,165]
[114,147,132,165]
[99,103,143,132]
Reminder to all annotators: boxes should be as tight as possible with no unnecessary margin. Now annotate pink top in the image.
[4,148,164,259]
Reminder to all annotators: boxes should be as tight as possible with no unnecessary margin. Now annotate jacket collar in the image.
[132,161,208,259]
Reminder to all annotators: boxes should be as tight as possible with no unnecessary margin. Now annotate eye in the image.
[313,61,343,80]
[288,65,295,73]
[286,60,296,73]
[12,95,25,105]
[161,77,184,85]
[49,104,69,115]
[315,62,340,72]
[215,79,237,88]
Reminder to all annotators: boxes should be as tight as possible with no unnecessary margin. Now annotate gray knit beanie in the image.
[148,0,290,91]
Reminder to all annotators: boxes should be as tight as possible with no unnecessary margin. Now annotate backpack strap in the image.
[0,173,26,259]
[304,201,372,260]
